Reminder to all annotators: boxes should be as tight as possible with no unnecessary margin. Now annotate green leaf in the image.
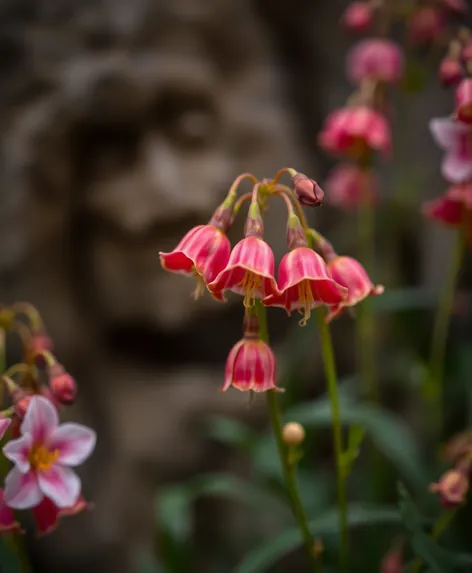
[155,473,287,543]
[286,399,428,495]
[205,417,260,452]
[398,483,472,572]
[235,504,401,573]
[371,287,436,313]
[0,537,23,573]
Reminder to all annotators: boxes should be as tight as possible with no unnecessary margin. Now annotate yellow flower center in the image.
[29,444,60,472]
[297,280,315,326]
[238,271,262,308]
[192,272,206,300]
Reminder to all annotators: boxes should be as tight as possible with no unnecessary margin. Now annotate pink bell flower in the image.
[3,396,96,510]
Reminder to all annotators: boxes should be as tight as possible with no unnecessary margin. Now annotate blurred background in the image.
[1,0,472,572]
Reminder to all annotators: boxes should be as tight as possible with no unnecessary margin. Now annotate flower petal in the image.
[442,150,472,183]
[21,395,59,443]
[429,117,470,150]
[4,468,43,509]
[3,433,33,473]
[48,423,97,466]
[38,465,81,508]
[0,488,23,533]
[0,418,11,440]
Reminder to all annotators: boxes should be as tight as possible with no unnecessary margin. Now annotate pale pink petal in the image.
[21,395,59,443]
[48,424,97,467]
[0,418,11,440]
[429,117,470,150]
[38,465,81,508]
[4,468,43,509]
[3,433,33,473]
[443,151,472,183]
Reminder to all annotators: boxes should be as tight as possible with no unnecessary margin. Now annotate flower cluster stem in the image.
[316,309,348,572]
[256,301,319,572]
[427,230,464,437]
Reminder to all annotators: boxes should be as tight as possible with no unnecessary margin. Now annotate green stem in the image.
[255,301,319,572]
[427,231,464,436]
[316,309,348,572]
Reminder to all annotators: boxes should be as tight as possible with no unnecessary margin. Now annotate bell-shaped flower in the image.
[208,236,279,307]
[3,396,96,510]
[326,256,384,322]
[263,247,347,325]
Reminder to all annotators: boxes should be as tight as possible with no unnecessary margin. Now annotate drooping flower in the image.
[262,247,347,325]
[0,489,22,534]
[319,106,391,159]
[429,468,469,508]
[341,2,373,34]
[3,395,96,509]
[325,256,384,323]
[33,495,92,536]
[407,6,444,45]
[159,224,231,300]
[346,39,403,85]
[429,117,472,183]
[325,163,378,209]
[456,78,472,124]
[208,236,279,306]
[223,337,281,392]
[423,183,472,242]
[439,57,463,87]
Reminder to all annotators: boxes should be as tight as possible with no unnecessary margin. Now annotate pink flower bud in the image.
[319,106,391,159]
[27,332,54,366]
[223,336,282,392]
[292,173,324,206]
[429,468,469,508]
[439,57,463,87]
[325,163,378,209]
[407,7,444,46]
[15,394,33,420]
[160,224,231,301]
[456,78,472,124]
[49,365,77,405]
[208,236,279,307]
[325,256,384,322]
[262,247,347,325]
[341,2,373,33]
[422,194,464,227]
[346,39,404,86]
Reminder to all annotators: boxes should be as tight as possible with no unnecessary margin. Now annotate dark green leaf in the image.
[0,537,23,573]
[371,288,436,313]
[235,504,401,573]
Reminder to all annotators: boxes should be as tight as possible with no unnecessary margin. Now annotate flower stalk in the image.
[315,308,349,572]
[256,301,319,572]
[427,230,465,436]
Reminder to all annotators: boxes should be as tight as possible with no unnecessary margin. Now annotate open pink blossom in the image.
[3,395,96,510]
[430,117,472,183]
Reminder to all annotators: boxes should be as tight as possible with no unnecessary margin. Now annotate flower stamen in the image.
[239,272,263,308]
[297,280,315,326]
[29,444,60,472]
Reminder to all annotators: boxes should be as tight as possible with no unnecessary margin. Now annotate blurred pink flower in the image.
[325,163,378,209]
[0,417,11,440]
[3,396,96,510]
[346,39,403,85]
[341,2,373,34]
[429,117,472,182]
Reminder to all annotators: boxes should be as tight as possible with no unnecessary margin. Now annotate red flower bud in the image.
[429,468,469,508]
[456,78,472,124]
[439,57,463,87]
[291,173,324,206]
[341,2,373,34]
[49,365,77,405]
[33,495,92,536]
[407,7,444,46]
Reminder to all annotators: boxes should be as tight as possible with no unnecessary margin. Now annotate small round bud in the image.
[439,57,463,87]
[429,468,469,508]
[15,394,33,420]
[292,173,324,207]
[282,422,305,446]
[49,365,77,405]
[407,7,443,46]
[341,2,373,34]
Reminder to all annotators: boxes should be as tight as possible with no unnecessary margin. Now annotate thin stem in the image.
[271,167,297,186]
[255,301,319,572]
[233,193,252,217]
[272,184,310,230]
[315,308,348,572]
[427,231,464,436]
[228,173,258,196]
